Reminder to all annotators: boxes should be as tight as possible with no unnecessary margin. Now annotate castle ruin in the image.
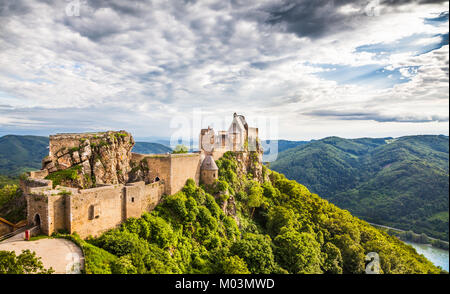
[21,113,261,238]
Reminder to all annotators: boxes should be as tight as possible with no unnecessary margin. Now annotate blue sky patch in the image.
[424,11,449,25]
[311,63,417,89]
[355,33,449,57]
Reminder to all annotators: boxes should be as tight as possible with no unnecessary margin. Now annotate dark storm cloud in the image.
[262,0,448,39]
[57,0,156,41]
[264,0,362,39]
[381,0,448,6]
[0,0,30,17]
[88,0,149,16]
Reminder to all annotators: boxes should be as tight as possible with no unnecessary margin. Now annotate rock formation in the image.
[42,131,134,189]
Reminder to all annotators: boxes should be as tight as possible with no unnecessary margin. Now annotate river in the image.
[404,241,449,272]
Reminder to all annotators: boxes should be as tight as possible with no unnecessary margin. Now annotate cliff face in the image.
[233,151,265,183]
[42,131,134,189]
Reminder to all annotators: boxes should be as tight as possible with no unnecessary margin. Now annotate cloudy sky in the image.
[0,0,448,141]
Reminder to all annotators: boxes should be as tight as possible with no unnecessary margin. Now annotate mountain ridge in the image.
[270,134,449,241]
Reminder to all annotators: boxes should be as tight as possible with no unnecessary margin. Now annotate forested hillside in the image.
[62,152,443,274]
[0,135,49,176]
[262,139,309,157]
[132,142,172,154]
[270,135,449,241]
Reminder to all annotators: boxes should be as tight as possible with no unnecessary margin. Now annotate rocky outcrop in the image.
[216,150,264,225]
[42,131,135,189]
[233,151,265,183]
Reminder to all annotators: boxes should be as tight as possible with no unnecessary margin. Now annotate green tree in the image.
[172,144,189,154]
[230,233,277,274]
[0,250,54,274]
[266,206,296,236]
[0,184,19,207]
[273,227,323,274]
[247,181,264,217]
[333,234,365,274]
[111,255,137,274]
[94,229,150,257]
[221,255,250,274]
[321,242,343,274]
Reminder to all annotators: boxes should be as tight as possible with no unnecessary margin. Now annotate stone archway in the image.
[34,214,41,227]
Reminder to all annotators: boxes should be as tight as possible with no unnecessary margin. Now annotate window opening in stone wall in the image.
[88,205,94,220]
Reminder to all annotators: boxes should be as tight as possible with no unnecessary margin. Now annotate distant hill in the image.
[270,135,449,241]
[0,135,172,176]
[0,135,49,176]
[132,142,172,154]
[262,139,309,159]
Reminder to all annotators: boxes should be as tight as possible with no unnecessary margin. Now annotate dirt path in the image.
[0,237,84,274]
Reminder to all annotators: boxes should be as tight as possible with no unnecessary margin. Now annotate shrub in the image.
[172,144,189,154]
[0,250,54,274]
[230,233,277,274]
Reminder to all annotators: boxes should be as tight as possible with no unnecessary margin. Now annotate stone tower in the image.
[200,155,218,185]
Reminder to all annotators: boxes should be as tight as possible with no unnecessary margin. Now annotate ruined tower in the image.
[200,155,218,185]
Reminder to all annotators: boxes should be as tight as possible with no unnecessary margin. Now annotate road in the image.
[368,222,449,245]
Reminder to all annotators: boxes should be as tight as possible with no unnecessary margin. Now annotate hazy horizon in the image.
[1,130,448,144]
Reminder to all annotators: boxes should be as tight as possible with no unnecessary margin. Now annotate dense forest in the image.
[53,152,443,274]
[262,139,309,156]
[0,135,49,176]
[270,135,449,241]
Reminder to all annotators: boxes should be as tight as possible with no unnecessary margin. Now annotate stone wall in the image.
[124,182,143,219]
[124,181,164,219]
[142,182,165,211]
[141,155,171,192]
[26,193,50,235]
[23,177,167,238]
[67,181,166,238]
[20,178,52,195]
[69,185,124,238]
[48,194,67,235]
[169,153,201,195]
[133,153,201,195]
